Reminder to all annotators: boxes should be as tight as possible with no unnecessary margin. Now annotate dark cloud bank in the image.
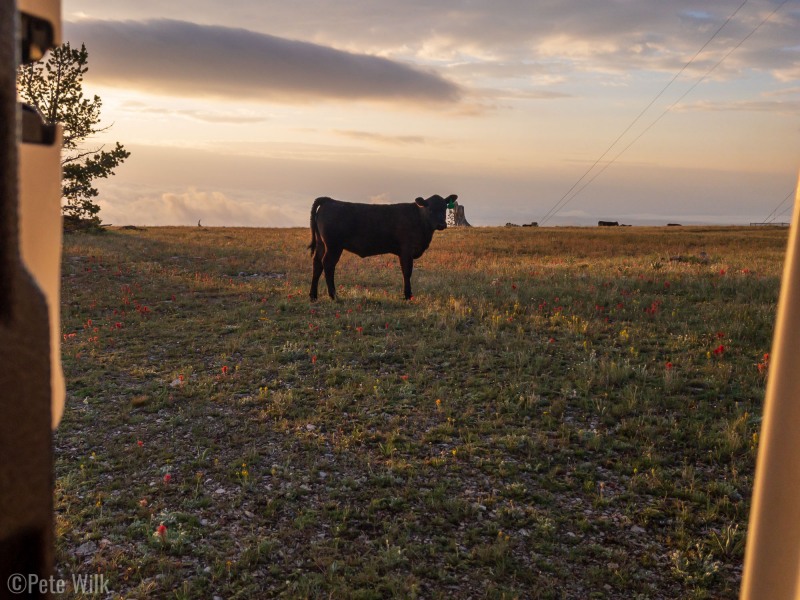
[65,19,461,104]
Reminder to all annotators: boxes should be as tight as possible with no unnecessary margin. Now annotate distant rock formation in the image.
[447,200,471,227]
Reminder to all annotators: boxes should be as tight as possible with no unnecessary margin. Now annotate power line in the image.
[546,0,789,222]
[763,190,795,222]
[539,0,789,225]
[776,203,794,219]
[538,0,749,226]
[537,1,749,225]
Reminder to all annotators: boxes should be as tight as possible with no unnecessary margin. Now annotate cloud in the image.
[64,2,800,90]
[64,18,462,105]
[674,98,800,115]
[333,130,428,145]
[98,187,306,227]
[120,101,268,124]
[367,193,394,204]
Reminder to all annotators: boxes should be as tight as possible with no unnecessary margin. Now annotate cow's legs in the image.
[323,246,343,299]
[310,244,324,301]
[399,254,414,300]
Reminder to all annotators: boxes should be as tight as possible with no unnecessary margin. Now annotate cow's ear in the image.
[446,194,458,202]
[415,197,428,207]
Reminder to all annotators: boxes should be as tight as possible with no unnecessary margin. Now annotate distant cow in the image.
[598,220,619,227]
[309,194,456,301]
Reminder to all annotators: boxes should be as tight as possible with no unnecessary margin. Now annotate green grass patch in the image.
[55,225,785,598]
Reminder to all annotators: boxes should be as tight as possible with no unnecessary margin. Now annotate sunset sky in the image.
[61,0,799,226]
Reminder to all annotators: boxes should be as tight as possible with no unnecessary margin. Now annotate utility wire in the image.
[763,190,794,223]
[546,0,789,223]
[776,203,794,219]
[540,0,789,225]
[538,0,749,225]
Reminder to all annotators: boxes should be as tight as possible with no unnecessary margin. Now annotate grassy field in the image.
[55,224,787,599]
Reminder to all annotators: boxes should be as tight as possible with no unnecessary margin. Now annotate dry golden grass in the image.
[56,225,786,598]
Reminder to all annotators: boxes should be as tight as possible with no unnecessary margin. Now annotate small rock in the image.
[306,424,316,432]
[631,525,646,534]
[214,487,226,495]
[74,541,97,557]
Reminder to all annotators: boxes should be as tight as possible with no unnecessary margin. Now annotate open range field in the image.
[56,225,787,599]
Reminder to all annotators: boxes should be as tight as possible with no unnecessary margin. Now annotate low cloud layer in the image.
[98,187,306,227]
[65,19,461,105]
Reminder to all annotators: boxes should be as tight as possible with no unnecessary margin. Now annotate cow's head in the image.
[416,194,456,231]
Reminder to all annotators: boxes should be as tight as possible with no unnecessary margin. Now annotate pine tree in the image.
[17,42,129,222]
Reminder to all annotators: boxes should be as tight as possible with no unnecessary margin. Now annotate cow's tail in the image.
[309,197,329,255]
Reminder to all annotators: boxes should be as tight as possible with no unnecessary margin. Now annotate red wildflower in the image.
[665,362,673,370]
[713,344,725,356]
[137,440,143,447]
[163,474,172,484]
[221,365,229,376]
[155,523,168,539]
[644,300,661,315]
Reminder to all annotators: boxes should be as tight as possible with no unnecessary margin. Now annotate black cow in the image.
[598,220,619,227]
[309,194,455,300]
